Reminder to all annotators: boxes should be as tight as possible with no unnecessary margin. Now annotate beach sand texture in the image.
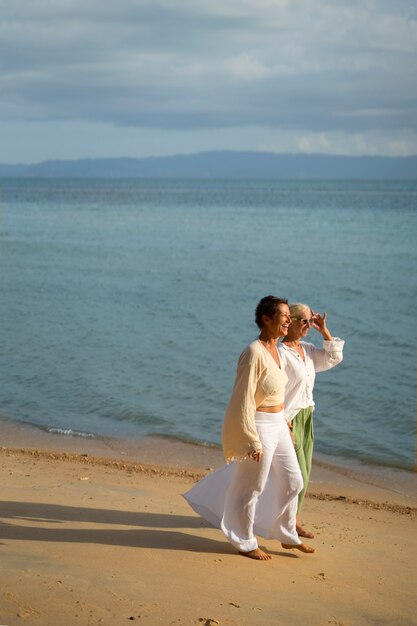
[0,444,416,626]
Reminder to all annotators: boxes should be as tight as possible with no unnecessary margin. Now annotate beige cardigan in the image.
[222,340,288,462]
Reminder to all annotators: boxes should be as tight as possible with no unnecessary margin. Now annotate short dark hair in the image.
[255,295,288,329]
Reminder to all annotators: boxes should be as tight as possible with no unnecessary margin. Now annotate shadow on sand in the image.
[0,500,234,555]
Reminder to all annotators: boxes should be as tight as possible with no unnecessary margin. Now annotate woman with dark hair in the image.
[184,296,315,560]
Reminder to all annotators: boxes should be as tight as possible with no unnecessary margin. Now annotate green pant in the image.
[292,407,314,514]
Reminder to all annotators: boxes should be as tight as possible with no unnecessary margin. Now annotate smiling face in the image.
[289,306,313,340]
[262,303,291,339]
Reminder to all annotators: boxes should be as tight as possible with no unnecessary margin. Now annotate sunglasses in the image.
[291,317,314,325]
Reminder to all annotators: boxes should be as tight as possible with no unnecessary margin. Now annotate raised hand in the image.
[311,311,332,340]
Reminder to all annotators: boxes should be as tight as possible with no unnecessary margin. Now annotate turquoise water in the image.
[1,178,416,471]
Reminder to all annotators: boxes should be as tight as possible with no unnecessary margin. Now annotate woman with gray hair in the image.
[278,304,344,539]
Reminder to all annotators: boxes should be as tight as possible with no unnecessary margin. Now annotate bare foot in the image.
[239,547,272,560]
[296,523,315,539]
[282,542,315,554]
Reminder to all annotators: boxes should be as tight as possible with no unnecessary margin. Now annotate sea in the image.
[0,178,416,476]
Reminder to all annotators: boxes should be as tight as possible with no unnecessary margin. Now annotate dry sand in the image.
[0,436,416,626]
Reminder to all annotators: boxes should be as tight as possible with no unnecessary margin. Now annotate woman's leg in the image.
[292,407,314,513]
[267,415,304,545]
[270,420,315,553]
[292,407,315,538]
[221,414,279,557]
[221,443,275,554]
[302,408,314,502]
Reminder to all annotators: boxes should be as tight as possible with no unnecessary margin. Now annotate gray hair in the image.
[289,302,310,319]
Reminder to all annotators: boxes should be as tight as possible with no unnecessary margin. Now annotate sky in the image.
[1,0,417,163]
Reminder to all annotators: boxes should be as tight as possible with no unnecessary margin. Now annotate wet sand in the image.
[0,421,416,625]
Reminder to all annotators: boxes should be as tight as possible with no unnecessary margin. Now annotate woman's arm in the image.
[308,311,344,372]
[222,346,262,462]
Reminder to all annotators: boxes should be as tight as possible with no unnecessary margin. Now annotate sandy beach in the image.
[0,425,416,626]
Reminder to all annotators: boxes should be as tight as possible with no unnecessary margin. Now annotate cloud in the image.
[0,0,416,158]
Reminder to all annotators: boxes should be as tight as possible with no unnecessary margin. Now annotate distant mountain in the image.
[0,151,416,179]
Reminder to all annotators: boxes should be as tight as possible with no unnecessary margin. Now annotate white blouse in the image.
[278,338,344,421]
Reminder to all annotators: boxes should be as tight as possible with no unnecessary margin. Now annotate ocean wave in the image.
[46,427,95,438]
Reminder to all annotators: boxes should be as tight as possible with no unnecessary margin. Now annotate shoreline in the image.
[1,415,416,507]
[1,446,415,517]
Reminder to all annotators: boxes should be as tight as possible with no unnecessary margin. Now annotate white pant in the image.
[184,410,303,552]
